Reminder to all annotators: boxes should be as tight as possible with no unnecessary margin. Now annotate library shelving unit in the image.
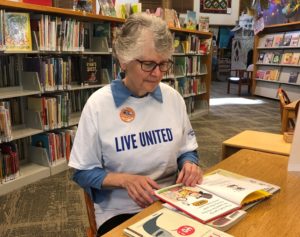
[0,0,125,196]
[166,27,212,118]
[253,21,300,101]
[0,1,212,196]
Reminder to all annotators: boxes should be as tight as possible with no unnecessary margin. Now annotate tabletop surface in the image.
[222,130,291,155]
[103,149,300,237]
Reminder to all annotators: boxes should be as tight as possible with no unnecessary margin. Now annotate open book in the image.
[124,208,233,237]
[154,170,279,223]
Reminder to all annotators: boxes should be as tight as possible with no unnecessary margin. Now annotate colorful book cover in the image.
[264,35,274,47]
[288,71,299,83]
[272,34,284,47]
[79,55,102,85]
[257,52,265,63]
[290,53,300,65]
[281,52,293,64]
[289,32,300,47]
[186,10,197,30]
[272,52,281,64]
[4,12,32,51]
[282,33,292,46]
[263,52,274,64]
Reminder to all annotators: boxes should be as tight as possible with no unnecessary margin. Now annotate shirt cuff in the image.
[177,150,199,170]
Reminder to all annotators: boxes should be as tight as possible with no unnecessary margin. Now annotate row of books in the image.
[0,102,12,143]
[23,55,104,91]
[257,52,300,65]
[0,89,95,142]
[263,31,300,48]
[0,55,21,88]
[256,69,299,83]
[0,142,19,184]
[174,34,212,55]
[177,77,207,97]
[0,10,112,52]
[174,58,208,77]
[31,127,77,164]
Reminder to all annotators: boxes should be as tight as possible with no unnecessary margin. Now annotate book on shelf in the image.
[290,52,300,65]
[163,8,176,28]
[123,208,233,237]
[23,0,52,6]
[281,52,293,64]
[289,31,300,47]
[264,69,279,81]
[272,52,281,64]
[99,0,116,17]
[264,35,274,47]
[154,170,276,224]
[4,12,32,51]
[0,142,20,183]
[198,16,209,32]
[257,52,265,63]
[185,10,197,30]
[0,10,4,51]
[262,52,274,64]
[256,70,266,79]
[282,33,292,46]
[79,56,102,85]
[288,71,299,83]
[272,33,284,47]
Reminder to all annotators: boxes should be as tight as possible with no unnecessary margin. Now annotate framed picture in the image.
[200,0,232,14]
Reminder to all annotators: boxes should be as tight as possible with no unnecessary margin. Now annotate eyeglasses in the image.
[136,59,173,72]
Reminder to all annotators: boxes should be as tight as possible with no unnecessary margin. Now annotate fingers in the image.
[123,175,160,208]
[176,162,203,187]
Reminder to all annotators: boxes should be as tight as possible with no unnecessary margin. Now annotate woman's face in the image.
[122,41,170,97]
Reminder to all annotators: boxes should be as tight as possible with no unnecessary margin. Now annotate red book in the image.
[23,0,52,6]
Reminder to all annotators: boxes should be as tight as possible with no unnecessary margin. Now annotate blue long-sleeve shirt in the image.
[73,150,199,203]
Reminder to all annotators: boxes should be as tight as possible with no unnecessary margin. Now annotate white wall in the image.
[194,0,240,26]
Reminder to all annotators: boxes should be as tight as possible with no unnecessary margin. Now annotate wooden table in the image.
[222,130,291,159]
[103,149,300,237]
[282,99,299,133]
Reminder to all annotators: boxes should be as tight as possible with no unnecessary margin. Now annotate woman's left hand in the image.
[176,162,203,186]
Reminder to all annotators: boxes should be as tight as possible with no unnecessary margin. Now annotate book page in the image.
[211,169,280,194]
[155,184,240,223]
[199,173,271,205]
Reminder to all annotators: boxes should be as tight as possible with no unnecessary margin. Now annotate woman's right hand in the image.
[103,173,160,208]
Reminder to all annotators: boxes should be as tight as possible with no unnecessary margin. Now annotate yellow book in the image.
[4,12,32,52]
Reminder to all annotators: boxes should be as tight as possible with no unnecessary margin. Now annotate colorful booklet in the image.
[154,171,275,224]
[123,208,233,237]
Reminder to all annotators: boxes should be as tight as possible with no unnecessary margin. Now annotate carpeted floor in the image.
[0,81,281,237]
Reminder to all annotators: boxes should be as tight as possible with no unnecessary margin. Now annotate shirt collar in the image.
[111,73,163,107]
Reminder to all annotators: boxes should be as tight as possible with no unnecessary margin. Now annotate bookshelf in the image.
[253,22,300,101]
[0,1,212,196]
[165,29,212,118]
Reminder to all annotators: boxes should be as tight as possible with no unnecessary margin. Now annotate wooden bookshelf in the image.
[252,23,300,100]
[0,1,212,195]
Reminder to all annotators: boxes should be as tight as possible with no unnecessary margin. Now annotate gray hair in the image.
[113,13,174,65]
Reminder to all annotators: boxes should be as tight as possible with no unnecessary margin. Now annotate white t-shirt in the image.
[69,82,198,227]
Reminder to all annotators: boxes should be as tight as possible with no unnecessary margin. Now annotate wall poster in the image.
[200,0,232,14]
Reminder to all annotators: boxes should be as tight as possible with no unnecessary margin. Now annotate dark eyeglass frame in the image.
[136,59,174,72]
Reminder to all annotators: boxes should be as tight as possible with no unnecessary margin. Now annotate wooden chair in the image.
[277,88,295,130]
[84,191,97,237]
[227,64,253,96]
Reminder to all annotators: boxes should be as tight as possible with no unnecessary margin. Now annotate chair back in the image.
[84,191,97,237]
[278,88,295,130]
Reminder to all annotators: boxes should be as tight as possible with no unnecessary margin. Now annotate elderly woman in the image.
[68,13,203,236]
